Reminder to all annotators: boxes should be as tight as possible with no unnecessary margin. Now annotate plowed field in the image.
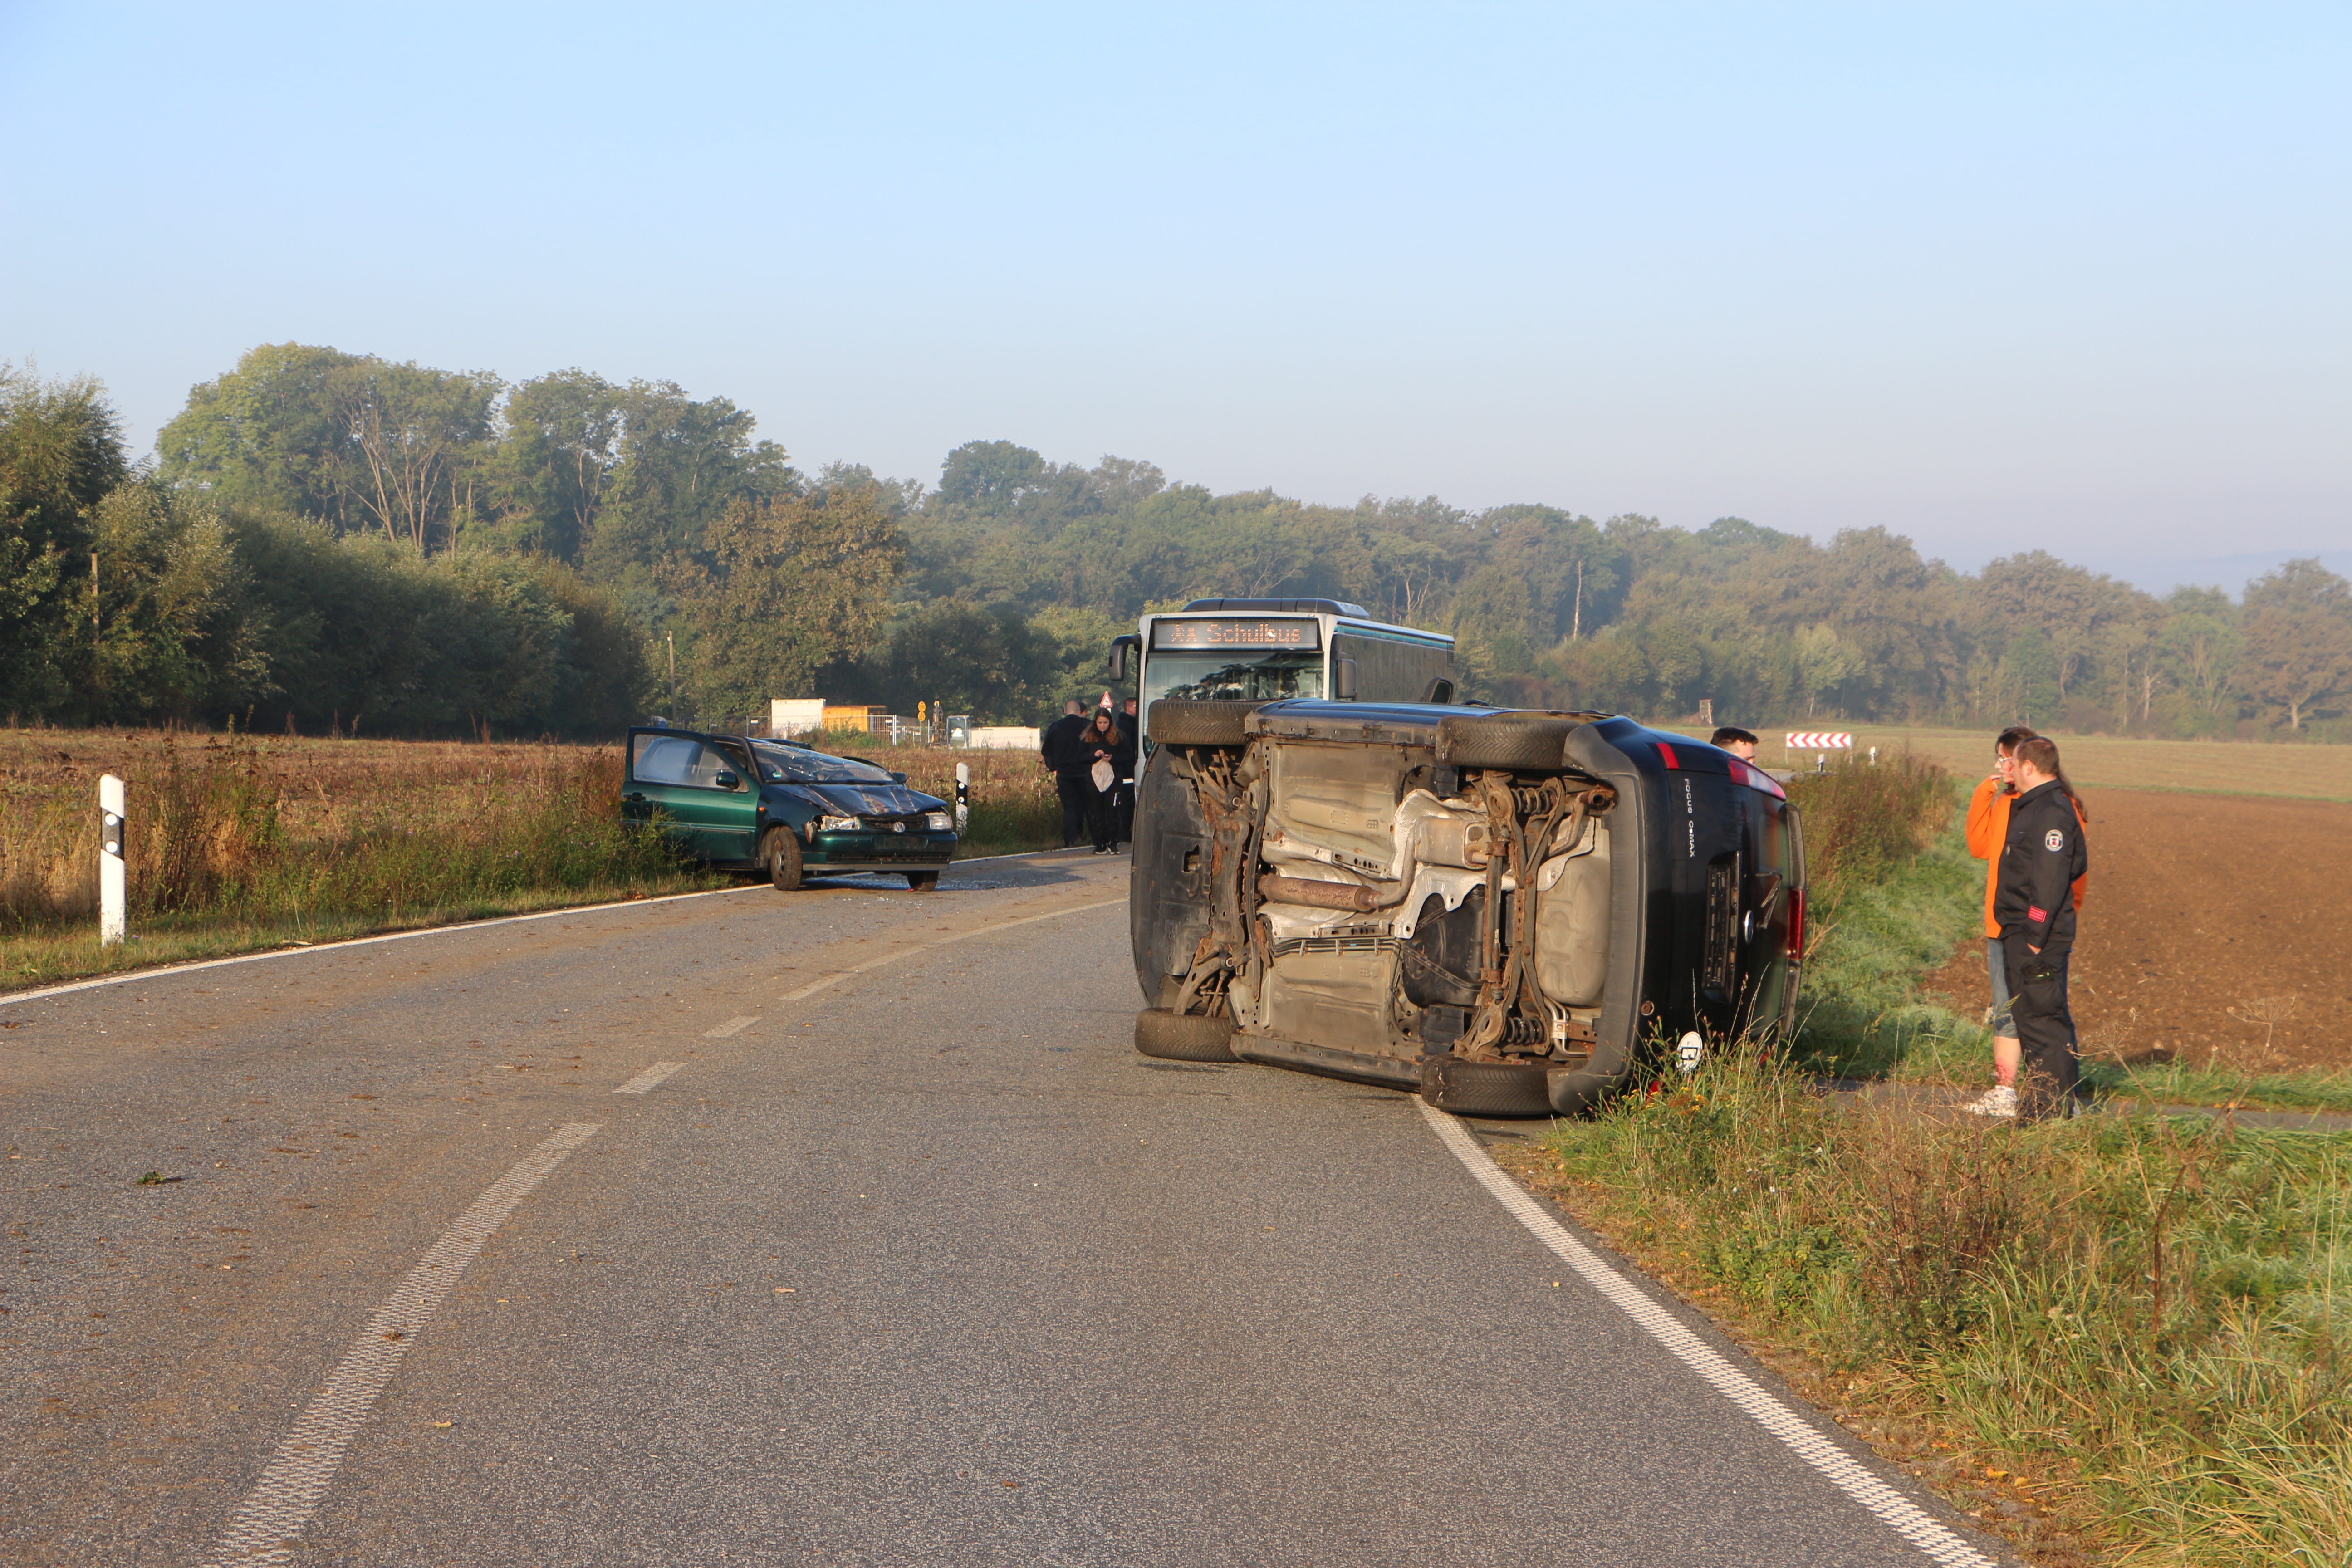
[1921,788,2352,1071]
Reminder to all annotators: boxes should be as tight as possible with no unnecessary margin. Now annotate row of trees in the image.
[0,366,649,735]
[1506,523,2350,739]
[6,346,2349,738]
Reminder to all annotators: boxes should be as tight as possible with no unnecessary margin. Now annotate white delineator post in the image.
[98,773,127,947]
[954,763,970,834]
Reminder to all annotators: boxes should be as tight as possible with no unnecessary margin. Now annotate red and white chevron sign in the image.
[1785,731,1853,750]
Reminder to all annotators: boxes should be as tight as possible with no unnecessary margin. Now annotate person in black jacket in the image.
[1992,736,2090,1120]
[1039,700,1090,848]
[1077,708,1135,854]
[1115,696,1142,845]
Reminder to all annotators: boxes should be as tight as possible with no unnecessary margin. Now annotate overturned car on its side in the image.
[1128,700,1806,1117]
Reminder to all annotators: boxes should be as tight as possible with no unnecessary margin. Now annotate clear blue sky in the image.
[3,2,2344,580]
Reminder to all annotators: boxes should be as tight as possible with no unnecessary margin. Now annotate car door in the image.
[624,730,758,862]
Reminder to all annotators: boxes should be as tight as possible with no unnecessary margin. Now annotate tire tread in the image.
[1134,1007,1239,1063]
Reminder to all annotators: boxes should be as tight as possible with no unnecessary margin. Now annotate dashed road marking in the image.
[200,1123,600,1567]
[776,898,1124,1006]
[704,1015,760,1038]
[1418,1103,1997,1567]
[614,1062,686,1095]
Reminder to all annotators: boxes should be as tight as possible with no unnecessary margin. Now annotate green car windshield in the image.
[748,740,895,786]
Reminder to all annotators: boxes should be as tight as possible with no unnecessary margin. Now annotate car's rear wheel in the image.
[906,871,940,892]
[1436,713,1580,772]
[764,828,804,891]
[1419,1055,1554,1117]
[1147,699,1266,748]
[1134,1008,1239,1063]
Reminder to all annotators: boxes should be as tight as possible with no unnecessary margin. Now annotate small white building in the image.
[968,725,1041,750]
[769,698,827,736]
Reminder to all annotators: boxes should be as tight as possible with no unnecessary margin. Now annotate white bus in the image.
[1109,598,1458,742]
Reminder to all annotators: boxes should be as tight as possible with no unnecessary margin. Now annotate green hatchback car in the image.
[621,726,958,891]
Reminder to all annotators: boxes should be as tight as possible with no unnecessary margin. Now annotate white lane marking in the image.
[0,845,1098,1008]
[704,1015,759,1039]
[614,1062,686,1095]
[0,888,749,1007]
[775,898,1125,1006]
[200,1123,601,1568]
[1416,1104,1996,1568]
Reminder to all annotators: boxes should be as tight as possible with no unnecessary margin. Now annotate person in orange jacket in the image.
[1962,725,2088,1116]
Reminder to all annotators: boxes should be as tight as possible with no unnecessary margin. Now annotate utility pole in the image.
[1571,558,1583,642]
[666,631,677,720]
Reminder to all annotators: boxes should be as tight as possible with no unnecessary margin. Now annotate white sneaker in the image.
[1962,1085,2019,1118]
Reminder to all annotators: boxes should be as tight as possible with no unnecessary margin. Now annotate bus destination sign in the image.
[1151,618,1320,652]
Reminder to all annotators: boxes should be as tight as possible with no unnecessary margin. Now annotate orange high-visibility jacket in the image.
[1965,775,2087,939]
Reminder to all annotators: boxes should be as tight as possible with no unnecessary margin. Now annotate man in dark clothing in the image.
[1115,696,1142,845]
[1039,699,1091,848]
[1993,736,2089,1120]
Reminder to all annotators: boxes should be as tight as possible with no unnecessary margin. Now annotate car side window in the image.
[711,739,756,779]
[633,735,733,788]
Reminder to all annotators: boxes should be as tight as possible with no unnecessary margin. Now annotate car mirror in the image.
[891,771,908,784]
[714,770,740,789]
[1333,657,1359,700]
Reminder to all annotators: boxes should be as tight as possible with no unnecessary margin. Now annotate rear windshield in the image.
[748,740,894,785]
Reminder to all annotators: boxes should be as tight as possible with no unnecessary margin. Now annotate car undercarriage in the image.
[1129,701,1804,1117]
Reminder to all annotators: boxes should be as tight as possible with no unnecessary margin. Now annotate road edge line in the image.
[1415,1102,1998,1568]
[199,1122,601,1567]
[0,887,754,1008]
[0,847,1085,1009]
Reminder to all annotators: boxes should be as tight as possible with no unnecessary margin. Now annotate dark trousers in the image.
[1056,773,1091,847]
[1084,784,1118,849]
[1114,780,1135,845]
[2002,940,2078,1120]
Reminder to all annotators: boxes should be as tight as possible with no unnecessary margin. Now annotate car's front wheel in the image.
[906,871,940,892]
[764,828,804,891]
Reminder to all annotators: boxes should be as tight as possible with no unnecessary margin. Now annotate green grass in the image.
[1523,1054,2352,1565]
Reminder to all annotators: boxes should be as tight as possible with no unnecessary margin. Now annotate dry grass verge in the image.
[0,727,1074,990]
[1512,1058,2352,1566]
[0,731,717,988]
[1785,747,1952,912]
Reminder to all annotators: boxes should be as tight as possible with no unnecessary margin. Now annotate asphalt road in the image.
[3,853,2008,1567]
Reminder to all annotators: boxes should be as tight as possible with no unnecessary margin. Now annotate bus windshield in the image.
[1143,648,1323,710]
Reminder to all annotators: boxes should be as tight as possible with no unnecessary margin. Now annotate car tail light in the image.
[1735,760,1786,799]
[1784,887,1805,961]
[1656,741,1681,769]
